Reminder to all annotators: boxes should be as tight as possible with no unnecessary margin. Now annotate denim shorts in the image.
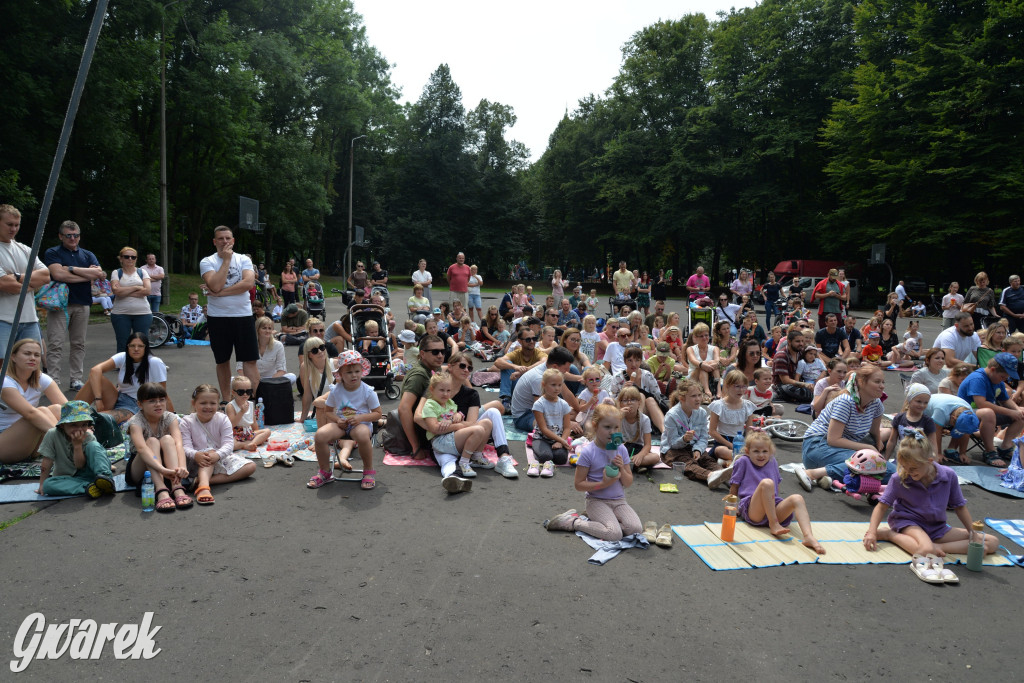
[432,432,459,456]
[114,392,140,414]
[467,293,482,309]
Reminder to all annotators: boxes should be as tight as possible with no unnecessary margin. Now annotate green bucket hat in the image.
[57,400,93,426]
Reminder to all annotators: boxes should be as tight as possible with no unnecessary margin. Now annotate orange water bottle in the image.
[721,495,738,542]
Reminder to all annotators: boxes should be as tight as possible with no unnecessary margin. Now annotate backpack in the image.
[378,409,412,455]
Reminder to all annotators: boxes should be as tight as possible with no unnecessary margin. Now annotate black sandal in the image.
[982,450,1007,468]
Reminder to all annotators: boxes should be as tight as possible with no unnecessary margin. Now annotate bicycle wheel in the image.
[767,418,811,442]
[148,315,170,348]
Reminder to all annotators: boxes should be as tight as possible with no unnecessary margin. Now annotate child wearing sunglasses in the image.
[226,375,271,451]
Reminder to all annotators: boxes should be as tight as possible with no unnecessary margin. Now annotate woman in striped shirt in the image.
[795,364,895,490]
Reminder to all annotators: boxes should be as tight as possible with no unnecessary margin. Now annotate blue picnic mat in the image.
[952,466,1024,499]
[502,415,529,441]
[0,474,131,503]
[984,518,1024,566]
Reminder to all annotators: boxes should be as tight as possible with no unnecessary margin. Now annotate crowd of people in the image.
[0,206,1015,580]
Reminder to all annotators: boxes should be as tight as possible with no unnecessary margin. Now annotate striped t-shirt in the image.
[804,393,882,441]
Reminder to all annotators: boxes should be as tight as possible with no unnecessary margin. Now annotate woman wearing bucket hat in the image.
[35,400,114,497]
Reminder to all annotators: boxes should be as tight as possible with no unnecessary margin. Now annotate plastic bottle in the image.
[732,430,745,459]
[255,397,265,430]
[604,464,620,479]
[721,495,739,542]
[966,521,985,571]
[141,471,155,512]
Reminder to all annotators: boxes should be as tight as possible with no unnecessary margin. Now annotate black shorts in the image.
[208,316,259,365]
[754,405,773,417]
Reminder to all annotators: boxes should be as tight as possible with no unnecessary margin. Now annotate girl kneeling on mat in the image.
[864,430,997,583]
[125,382,190,512]
[544,403,642,541]
[727,430,825,554]
[179,384,256,505]
[308,351,381,491]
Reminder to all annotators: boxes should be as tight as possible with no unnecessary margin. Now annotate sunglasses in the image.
[121,254,137,260]
[521,337,536,342]
[234,388,253,396]
[424,348,445,356]
[456,362,473,370]
[309,346,325,355]
[62,233,81,238]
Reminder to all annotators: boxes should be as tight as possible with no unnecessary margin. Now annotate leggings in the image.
[531,435,568,465]
[575,497,643,542]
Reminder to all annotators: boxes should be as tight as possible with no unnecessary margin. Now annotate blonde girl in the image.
[416,370,488,492]
[551,269,568,308]
[544,403,643,542]
[124,383,189,512]
[585,289,600,312]
[707,369,756,466]
[651,314,665,340]
[179,384,256,505]
[299,336,331,422]
[538,325,558,353]
[226,375,271,451]
[686,322,719,402]
[712,320,738,370]
[529,367,574,477]
[0,338,65,464]
[512,284,529,318]
[575,366,609,428]
[627,310,643,342]
[864,432,997,583]
[579,315,601,363]
[663,325,685,364]
[617,386,656,469]
[727,431,824,553]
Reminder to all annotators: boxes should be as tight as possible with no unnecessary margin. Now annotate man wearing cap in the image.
[923,393,982,466]
[648,341,676,395]
[36,401,115,497]
[931,312,980,370]
[999,274,1024,334]
[957,352,1024,467]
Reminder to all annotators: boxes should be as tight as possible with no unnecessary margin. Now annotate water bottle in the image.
[141,471,155,512]
[721,495,739,542]
[967,521,985,571]
[255,397,265,430]
[732,430,745,459]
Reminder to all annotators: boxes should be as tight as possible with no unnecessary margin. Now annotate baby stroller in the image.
[370,284,390,307]
[686,303,713,338]
[348,303,400,399]
[303,281,326,319]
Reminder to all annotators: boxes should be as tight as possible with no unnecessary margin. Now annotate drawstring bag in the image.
[34,281,69,311]
[1001,438,1024,492]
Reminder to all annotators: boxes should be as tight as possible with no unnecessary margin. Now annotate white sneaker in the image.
[707,466,732,490]
[470,452,495,469]
[458,461,477,478]
[442,475,472,494]
[795,466,813,492]
[494,455,518,479]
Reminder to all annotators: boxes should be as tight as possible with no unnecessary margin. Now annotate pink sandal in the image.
[360,470,376,490]
[307,469,334,488]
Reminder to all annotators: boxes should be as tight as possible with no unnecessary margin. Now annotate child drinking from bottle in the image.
[727,430,825,553]
[226,375,271,452]
[863,430,997,583]
[179,384,256,505]
[544,403,643,541]
[124,382,189,512]
[308,351,382,490]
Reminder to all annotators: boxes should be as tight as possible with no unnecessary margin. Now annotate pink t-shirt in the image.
[686,274,710,298]
[447,263,471,293]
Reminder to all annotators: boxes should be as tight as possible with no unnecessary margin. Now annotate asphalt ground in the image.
[0,287,1020,682]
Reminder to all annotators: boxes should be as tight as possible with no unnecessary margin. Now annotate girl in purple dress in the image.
[864,430,998,583]
[727,430,825,554]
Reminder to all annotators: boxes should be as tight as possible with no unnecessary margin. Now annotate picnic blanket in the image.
[674,521,1015,571]
[0,444,127,484]
[0,474,132,503]
[383,445,517,467]
[951,466,1024,499]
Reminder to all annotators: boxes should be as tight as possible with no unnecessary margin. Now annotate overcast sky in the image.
[354,0,758,162]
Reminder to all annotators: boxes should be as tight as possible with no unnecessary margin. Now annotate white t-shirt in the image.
[603,342,627,374]
[411,270,432,290]
[942,293,964,319]
[531,396,572,437]
[716,303,743,334]
[620,412,652,444]
[0,373,53,431]
[931,326,980,363]
[467,274,481,296]
[574,388,609,425]
[111,268,152,316]
[707,398,755,438]
[0,240,47,323]
[580,331,601,362]
[199,252,254,317]
[112,352,168,399]
[325,380,380,429]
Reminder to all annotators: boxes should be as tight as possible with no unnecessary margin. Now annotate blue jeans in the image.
[765,301,778,329]
[802,434,895,483]
[565,364,582,396]
[513,411,535,433]
[147,295,161,313]
[0,321,41,360]
[499,368,519,398]
[110,313,153,353]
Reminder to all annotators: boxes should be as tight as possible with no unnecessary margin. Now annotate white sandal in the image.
[910,554,943,584]
[927,554,959,584]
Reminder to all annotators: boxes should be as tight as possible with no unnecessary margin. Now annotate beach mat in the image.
[951,466,1024,499]
[673,521,1016,571]
[0,474,132,503]
[383,445,516,467]
[501,415,529,441]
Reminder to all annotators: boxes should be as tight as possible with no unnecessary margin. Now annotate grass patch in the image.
[0,507,38,532]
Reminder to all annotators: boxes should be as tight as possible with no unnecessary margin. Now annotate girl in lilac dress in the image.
[728,430,825,554]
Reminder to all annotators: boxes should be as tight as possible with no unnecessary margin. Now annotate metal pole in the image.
[0,0,110,408]
[346,134,366,279]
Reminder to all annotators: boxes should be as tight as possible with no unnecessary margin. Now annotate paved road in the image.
[0,290,1019,681]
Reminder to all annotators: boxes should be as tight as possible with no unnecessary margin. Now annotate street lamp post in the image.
[346,134,366,279]
[160,0,182,304]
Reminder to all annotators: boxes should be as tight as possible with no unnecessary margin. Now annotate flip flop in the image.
[194,485,215,505]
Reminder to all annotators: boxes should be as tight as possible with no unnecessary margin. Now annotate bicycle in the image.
[148,312,185,348]
[750,414,812,442]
